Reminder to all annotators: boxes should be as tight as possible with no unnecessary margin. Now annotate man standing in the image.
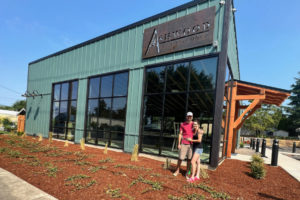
[173,112,194,178]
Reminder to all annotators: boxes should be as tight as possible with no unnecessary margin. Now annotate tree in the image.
[243,105,283,136]
[287,72,300,136]
[12,100,26,111]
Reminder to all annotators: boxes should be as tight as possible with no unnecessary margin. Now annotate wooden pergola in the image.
[223,80,290,158]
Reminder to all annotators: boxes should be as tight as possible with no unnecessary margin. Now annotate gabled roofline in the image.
[29,0,208,65]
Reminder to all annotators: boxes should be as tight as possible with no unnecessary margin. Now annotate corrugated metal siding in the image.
[227,10,240,79]
[26,0,225,151]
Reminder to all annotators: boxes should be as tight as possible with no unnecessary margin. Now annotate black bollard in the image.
[252,139,256,150]
[293,142,296,153]
[261,139,266,157]
[271,139,279,166]
[256,138,260,152]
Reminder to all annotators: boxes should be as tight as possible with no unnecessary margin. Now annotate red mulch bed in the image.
[0,134,299,200]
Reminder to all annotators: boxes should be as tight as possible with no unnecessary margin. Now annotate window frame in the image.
[84,70,129,149]
[49,79,79,141]
[139,53,219,160]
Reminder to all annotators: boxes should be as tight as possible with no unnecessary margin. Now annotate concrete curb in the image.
[0,168,57,200]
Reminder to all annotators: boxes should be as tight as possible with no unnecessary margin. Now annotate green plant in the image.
[105,184,122,198]
[239,142,244,148]
[114,164,151,171]
[250,154,266,179]
[0,147,7,153]
[75,161,92,166]
[46,164,59,177]
[200,168,209,179]
[88,166,107,173]
[251,154,264,164]
[130,176,163,192]
[65,174,90,182]
[7,150,21,158]
[168,193,206,200]
[99,157,114,163]
[185,183,230,199]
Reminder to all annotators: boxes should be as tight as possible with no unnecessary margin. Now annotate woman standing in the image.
[187,121,204,182]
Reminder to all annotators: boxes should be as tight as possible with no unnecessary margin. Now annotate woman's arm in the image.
[190,129,203,143]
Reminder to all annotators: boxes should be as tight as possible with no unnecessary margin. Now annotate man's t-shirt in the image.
[180,121,194,145]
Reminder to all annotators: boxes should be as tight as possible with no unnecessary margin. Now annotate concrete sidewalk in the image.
[231,146,300,181]
[0,168,57,200]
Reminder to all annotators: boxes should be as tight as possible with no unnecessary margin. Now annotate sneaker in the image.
[194,177,200,181]
[173,172,179,177]
[187,177,195,183]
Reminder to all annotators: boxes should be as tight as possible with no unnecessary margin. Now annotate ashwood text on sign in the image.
[142,6,215,59]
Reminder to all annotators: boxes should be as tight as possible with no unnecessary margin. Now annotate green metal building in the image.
[25,0,239,168]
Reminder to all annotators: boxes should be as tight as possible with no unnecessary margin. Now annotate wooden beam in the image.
[235,94,266,100]
[233,99,262,128]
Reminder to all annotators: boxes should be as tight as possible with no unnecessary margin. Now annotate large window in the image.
[51,80,78,141]
[85,71,128,149]
[141,57,218,162]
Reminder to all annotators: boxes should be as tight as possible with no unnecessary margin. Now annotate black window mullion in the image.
[109,75,116,146]
[185,62,191,114]
[159,66,168,155]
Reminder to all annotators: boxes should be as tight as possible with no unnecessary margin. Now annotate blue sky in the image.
[0,0,299,106]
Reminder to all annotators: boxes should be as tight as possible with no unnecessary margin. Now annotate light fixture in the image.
[219,0,225,5]
[213,40,219,49]
[232,8,237,13]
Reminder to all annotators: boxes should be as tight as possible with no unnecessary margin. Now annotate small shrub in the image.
[250,161,266,179]
[239,142,244,148]
[251,154,264,164]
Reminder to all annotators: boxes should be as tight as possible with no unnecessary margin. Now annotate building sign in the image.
[142,6,215,59]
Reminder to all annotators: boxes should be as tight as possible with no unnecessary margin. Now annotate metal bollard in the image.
[252,139,256,150]
[256,138,260,152]
[271,139,279,166]
[293,142,296,153]
[261,139,266,157]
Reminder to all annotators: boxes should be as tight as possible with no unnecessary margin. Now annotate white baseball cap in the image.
[186,112,193,116]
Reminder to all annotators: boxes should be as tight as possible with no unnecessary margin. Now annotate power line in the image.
[0,84,22,95]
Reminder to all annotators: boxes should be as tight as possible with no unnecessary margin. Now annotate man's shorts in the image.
[179,144,193,160]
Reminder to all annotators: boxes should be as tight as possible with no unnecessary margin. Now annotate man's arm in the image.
[178,130,183,149]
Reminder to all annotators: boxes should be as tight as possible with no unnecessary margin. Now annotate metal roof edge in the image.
[29,0,208,65]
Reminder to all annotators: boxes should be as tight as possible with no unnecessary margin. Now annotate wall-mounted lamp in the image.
[232,8,237,13]
[213,40,219,49]
[219,0,225,5]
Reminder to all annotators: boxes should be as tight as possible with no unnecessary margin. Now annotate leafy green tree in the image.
[12,100,26,111]
[287,72,300,136]
[243,105,283,136]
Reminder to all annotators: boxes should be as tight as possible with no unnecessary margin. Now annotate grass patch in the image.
[0,147,8,153]
[75,160,92,166]
[44,162,59,177]
[64,174,96,190]
[7,150,21,158]
[99,157,114,163]
[88,166,107,173]
[65,174,90,181]
[185,183,230,199]
[105,184,135,199]
[130,176,163,193]
[168,193,206,200]
[114,164,151,171]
